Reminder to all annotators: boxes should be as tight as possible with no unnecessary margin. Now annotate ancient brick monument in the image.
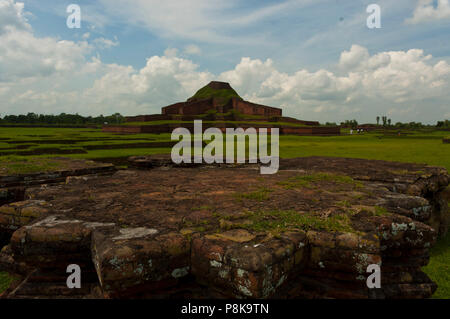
[104,81,340,136]
[161,81,282,117]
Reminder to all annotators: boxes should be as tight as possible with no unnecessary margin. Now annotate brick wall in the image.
[281,126,340,135]
[104,124,339,136]
[125,114,172,122]
[272,117,320,126]
[102,126,143,134]
[162,99,220,115]
[229,98,282,117]
[182,98,218,115]
[162,98,282,117]
[162,102,187,115]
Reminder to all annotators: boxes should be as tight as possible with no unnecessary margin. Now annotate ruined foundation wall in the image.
[229,98,282,117]
[281,126,340,135]
[0,157,448,299]
[162,99,219,115]
[271,117,320,126]
[125,114,172,122]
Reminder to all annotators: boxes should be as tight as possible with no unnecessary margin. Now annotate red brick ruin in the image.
[103,81,340,136]
[162,82,282,117]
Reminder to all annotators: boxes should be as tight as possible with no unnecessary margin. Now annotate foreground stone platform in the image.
[0,158,116,207]
[0,157,449,299]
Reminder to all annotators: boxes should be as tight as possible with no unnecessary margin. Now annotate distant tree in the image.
[437,120,450,128]
[388,119,391,126]
[0,113,124,125]
[376,116,380,125]
[340,119,358,129]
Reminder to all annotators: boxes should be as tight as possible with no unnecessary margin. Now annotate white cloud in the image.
[96,0,313,44]
[84,51,213,109]
[0,0,31,35]
[0,0,91,81]
[339,45,370,71]
[216,45,450,122]
[184,44,202,56]
[93,36,120,49]
[406,0,450,24]
[0,30,91,81]
[219,58,277,95]
[164,48,179,58]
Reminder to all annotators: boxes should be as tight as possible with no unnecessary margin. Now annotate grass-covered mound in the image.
[188,81,243,106]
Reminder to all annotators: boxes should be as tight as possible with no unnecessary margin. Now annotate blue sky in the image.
[1,0,450,123]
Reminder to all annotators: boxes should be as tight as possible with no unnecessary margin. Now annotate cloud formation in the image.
[96,0,311,44]
[93,37,120,49]
[184,45,202,56]
[0,0,31,35]
[406,0,450,24]
[0,0,91,82]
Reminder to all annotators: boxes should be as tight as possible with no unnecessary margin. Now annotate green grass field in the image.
[0,272,14,294]
[422,232,450,298]
[0,126,449,297]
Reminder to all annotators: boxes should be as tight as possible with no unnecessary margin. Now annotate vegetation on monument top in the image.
[189,85,242,106]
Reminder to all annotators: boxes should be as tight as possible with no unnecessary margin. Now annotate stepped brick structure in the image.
[162,81,281,117]
[162,97,282,117]
[103,81,340,136]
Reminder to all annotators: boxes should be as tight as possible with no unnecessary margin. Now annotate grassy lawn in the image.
[2,127,449,170]
[279,131,450,171]
[0,271,14,294]
[0,126,449,297]
[422,231,450,298]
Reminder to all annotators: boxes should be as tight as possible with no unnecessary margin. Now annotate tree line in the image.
[340,117,449,129]
[0,113,125,125]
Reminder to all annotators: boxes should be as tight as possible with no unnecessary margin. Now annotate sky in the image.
[0,0,450,124]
